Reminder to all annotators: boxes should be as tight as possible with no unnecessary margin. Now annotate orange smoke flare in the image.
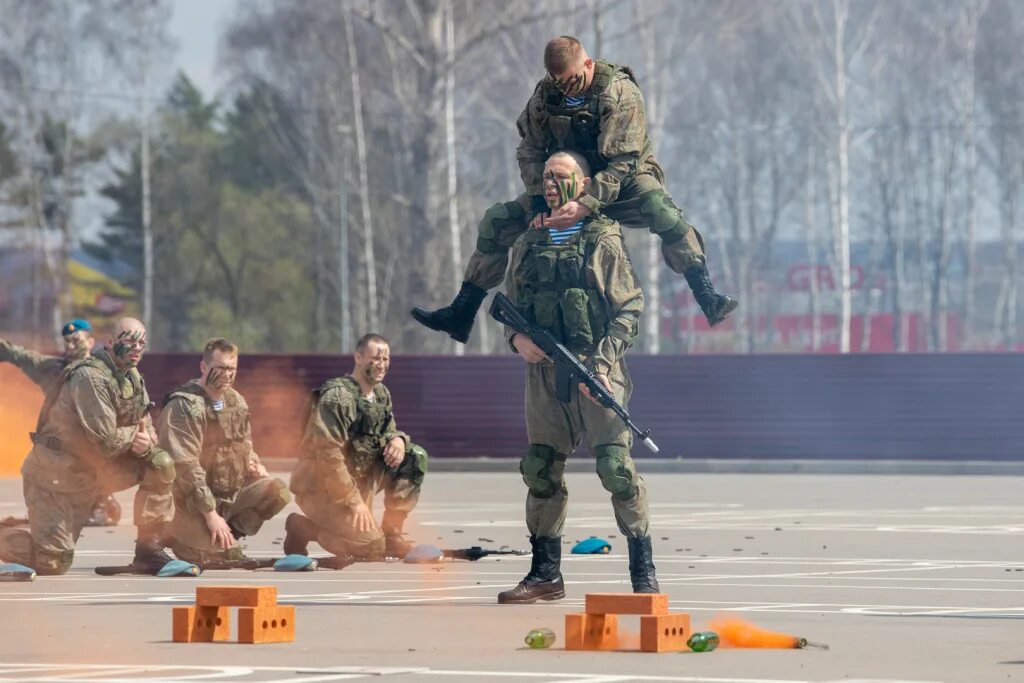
[0,366,41,478]
[709,616,802,649]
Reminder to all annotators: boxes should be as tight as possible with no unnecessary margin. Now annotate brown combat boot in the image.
[283,513,319,556]
[382,510,414,558]
[497,536,565,604]
[131,524,174,574]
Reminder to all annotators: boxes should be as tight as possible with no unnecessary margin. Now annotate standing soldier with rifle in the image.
[158,338,291,567]
[412,34,735,344]
[495,150,659,604]
[0,319,121,526]
[284,333,428,560]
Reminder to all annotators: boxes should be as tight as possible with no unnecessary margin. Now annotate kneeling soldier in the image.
[286,333,427,560]
[159,338,290,565]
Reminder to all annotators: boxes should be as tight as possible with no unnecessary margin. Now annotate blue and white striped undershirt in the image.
[565,94,587,107]
[212,398,224,411]
[549,220,585,245]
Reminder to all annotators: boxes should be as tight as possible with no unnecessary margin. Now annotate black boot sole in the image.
[497,588,566,605]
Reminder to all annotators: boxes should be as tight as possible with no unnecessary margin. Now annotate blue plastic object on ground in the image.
[403,544,444,563]
[0,562,36,581]
[571,537,612,554]
[274,554,318,571]
[156,559,201,577]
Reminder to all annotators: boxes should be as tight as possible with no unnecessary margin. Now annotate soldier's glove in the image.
[530,195,549,218]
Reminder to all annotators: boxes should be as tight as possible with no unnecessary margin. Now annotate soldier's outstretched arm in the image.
[586,233,644,376]
[67,369,140,455]
[0,339,61,390]
[303,390,364,508]
[577,80,649,216]
[158,398,217,513]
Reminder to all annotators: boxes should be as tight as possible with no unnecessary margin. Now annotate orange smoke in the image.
[709,616,802,649]
[0,366,42,477]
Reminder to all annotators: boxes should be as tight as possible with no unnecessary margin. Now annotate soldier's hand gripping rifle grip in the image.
[488,293,659,453]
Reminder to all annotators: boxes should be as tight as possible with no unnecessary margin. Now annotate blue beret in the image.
[571,537,612,554]
[61,319,93,336]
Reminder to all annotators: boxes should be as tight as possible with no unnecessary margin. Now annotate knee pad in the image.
[519,444,567,499]
[638,190,692,246]
[594,444,637,500]
[398,443,429,487]
[255,477,291,517]
[477,201,526,253]
[144,450,176,487]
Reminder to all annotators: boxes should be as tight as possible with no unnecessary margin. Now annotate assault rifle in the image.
[489,292,659,453]
[441,546,530,561]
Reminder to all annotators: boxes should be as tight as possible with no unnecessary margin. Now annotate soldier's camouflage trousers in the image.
[466,172,706,290]
[1,448,176,575]
[169,476,291,565]
[294,443,427,558]
[520,361,650,539]
[0,481,100,575]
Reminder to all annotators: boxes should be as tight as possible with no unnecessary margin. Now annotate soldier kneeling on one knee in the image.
[286,333,427,560]
[159,338,290,566]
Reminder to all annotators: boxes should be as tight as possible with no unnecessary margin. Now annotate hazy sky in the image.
[167,0,238,97]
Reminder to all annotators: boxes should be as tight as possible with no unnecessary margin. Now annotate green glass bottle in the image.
[525,627,556,649]
[686,631,720,652]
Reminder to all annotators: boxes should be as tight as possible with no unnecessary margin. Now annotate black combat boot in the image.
[283,513,320,556]
[410,281,488,344]
[381,510,414,559]
[684,265,738,327]
[497,536,565,604]
[131,524,174,574]
[86,494,121,527]
[627,536,660,594]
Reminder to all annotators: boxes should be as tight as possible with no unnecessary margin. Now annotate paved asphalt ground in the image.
[1,471,1022,683]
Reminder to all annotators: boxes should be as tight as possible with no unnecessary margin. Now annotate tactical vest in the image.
[515,218,617,354]
[539,61,638,173]
[164,382,251,499]
[37,352,148,434]
[312,376,392,478]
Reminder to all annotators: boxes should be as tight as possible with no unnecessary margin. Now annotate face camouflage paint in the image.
[553,71,585,96]
[63,333,89,362]
[557,177,578,207]
[112,330,146,368]
[205,363,237,390]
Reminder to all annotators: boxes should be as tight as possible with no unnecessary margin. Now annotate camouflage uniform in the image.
[0,341,121,527]
[468,60,705,290]
[0,349,175,575]
[504,215,650,539]
[0,341,65,390]
[289,376,427,557]
[413,60,733,345]
[158,380,290,565]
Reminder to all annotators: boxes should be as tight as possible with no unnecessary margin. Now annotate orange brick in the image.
[196,585,277,608]
[640,613,691,653]
[584,593,669,616]
[237,605,295,644]
[565,612,619,651]
[172,605,231,643]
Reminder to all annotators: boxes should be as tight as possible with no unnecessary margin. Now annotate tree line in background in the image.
[0,0,1021,354]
